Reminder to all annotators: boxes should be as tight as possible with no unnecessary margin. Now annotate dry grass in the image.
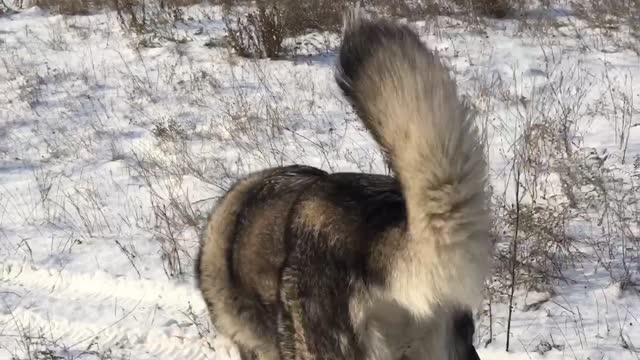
[222,0,353,59]
[26,0,203,14]
[571,0,640,29]
[450,0,516,18]
[219,0,524,59]
[224,2,286,58]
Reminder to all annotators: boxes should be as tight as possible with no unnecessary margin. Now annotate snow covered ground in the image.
[1,3,639,359]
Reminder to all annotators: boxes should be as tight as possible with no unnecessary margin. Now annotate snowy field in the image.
[1,3,639,359]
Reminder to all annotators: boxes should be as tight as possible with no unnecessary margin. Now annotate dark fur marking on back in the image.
[226,165,328,287]
[325,172,405,228]
[278,212,366,359]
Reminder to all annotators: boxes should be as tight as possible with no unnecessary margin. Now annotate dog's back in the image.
[197,165,327,359]
[197,9,490,360]
[197,166,408,358]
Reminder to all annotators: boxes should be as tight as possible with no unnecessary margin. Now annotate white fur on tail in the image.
[336,10,492,317]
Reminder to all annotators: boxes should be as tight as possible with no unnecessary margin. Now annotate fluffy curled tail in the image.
[335,10,488,240]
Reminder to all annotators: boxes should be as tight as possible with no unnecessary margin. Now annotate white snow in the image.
[1,3,639,360]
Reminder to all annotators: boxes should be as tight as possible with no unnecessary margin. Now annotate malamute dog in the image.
[196,9,491,360]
